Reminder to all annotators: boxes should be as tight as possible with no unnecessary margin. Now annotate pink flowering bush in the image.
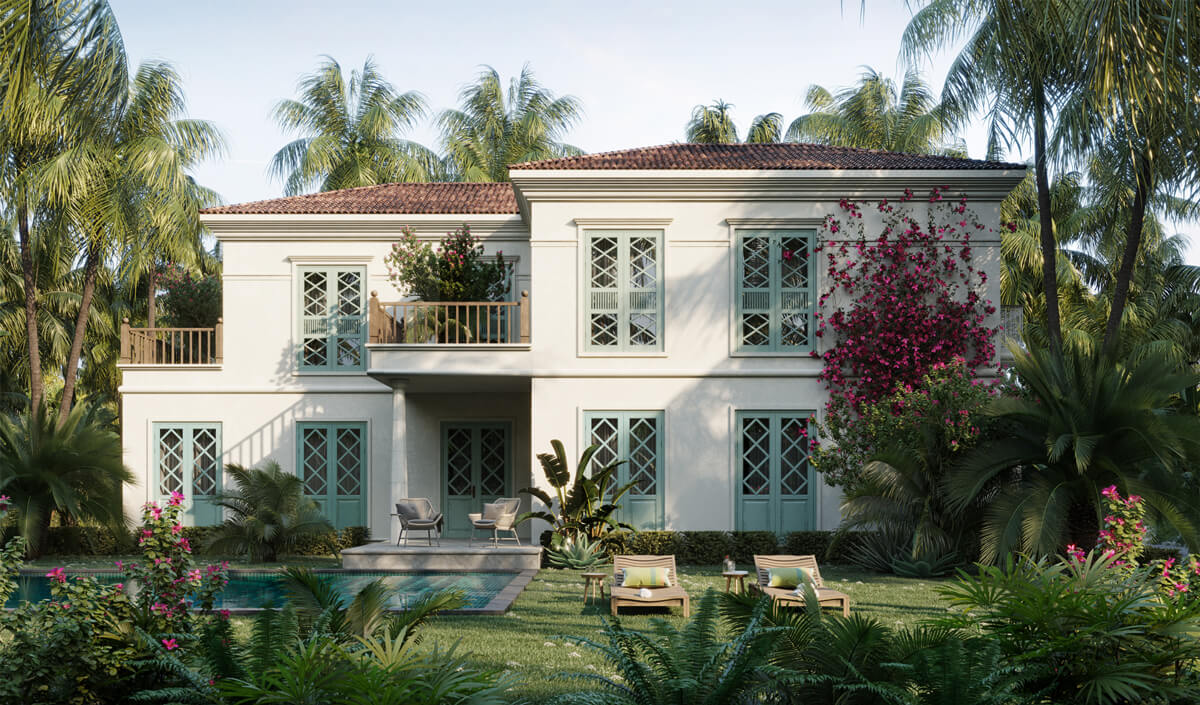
[385,224,508,302]
[815,188,998,415]
[158,263,222,327]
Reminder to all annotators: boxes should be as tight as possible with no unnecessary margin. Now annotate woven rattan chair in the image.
[392,498,442,546]
[611,554,690,617]
[468,497,521,547]
[752,554,850,616]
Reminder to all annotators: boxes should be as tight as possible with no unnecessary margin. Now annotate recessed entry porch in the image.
[367,371,536,552]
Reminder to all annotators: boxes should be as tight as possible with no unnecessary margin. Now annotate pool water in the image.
[7,570,517,610]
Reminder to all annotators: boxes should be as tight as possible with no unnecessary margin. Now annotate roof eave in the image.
[201,212,528,240]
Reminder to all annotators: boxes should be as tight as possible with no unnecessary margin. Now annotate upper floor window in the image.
[298,266,366,371]
[736,230,815,353]
[585,231,663,352]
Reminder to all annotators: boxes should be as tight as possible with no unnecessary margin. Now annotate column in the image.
[390,383,408,541]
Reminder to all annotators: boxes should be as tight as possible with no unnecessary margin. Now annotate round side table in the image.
[582,572,607,604]
[723,570,749,595]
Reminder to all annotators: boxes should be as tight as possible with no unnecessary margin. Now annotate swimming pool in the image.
[7,570,521,611]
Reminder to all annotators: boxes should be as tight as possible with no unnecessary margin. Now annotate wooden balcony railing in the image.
[369,291,530,345]
[119,318,223,365]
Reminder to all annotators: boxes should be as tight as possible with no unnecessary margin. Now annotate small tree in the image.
[384,225,507,302]
[158,264,222,327]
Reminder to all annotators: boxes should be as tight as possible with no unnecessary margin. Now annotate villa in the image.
[117,143,1025,542]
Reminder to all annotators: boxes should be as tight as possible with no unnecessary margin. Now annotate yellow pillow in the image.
[768,567,817,590]
[622,566,669,588]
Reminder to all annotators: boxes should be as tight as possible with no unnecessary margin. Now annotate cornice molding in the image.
[572,217,674,228]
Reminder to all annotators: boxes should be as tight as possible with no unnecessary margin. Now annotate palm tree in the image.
[0,401,132,557]
[902,0,1077,357]
[35,60,224,423]
[0,0,128,416]
[271,56,438,195]
[437,64,582,182]
[950,345,1200,562]
[206,460,334,562]
[685,99,783,144]
[786,67,964,155]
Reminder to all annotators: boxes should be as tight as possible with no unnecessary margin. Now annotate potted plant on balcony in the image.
[384,226,509,343]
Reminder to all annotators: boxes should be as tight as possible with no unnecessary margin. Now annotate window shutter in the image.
[736,230,815,352]
[585,231,663,351]
[298,266,365,370]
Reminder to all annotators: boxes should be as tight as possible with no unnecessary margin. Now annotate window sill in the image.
[729,351,820,358]
[577,351,669,358]
[292,369,368,376]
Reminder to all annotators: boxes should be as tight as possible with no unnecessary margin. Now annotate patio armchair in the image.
[392,498,443,546]
[611,554,690,617]
[468,497,521,547]
[752,554,850,616]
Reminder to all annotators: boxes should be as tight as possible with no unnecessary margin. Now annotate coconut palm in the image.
[206,460,334,562]
[34,60,223,423]
[685,99,783,144]
[950,345,1200,562]
[0,400,132,557]
[786,67,964,155]
[902,0,1078,356]
[271,56,438,195]
[437,64,582,182]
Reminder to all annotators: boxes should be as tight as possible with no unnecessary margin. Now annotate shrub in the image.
[678,531,733,565]
[518,440,634,552]
[728,531,778,563]
[206,460,334,561]
[384,225,508,302]
[784,530,865,563]
[627,531,681,557]
[157,263,222,327]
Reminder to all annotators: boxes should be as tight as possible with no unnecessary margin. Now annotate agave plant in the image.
[546,535,608,571]
[518,439,635,549]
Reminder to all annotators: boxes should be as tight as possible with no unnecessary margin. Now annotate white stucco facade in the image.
[119,156,1024,541]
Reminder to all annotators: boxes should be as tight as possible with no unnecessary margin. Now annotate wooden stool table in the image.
[723,570,749,595]
[582,572,607,604]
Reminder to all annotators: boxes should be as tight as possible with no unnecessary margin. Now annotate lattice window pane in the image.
[780,235,809,290]
[336,337,362,366]
[302,337,328,367]
[191,428,219,497]
[445,428,473,497]
[337,271,362,316]
[302,428,328,495]
[627,417,659,495]
[590,237,619,289]
[779,417,810,496]
[741,314,770,347]
[629,237,658,289]
[740,417,771,496]
[302,271,328,317]
[741,236,770,289]
[590,313,619,347]
[158,428,184,496]
[478,428,507,496]
[588,417,620,470]
[629,313,658,346]
[335,428,362,496]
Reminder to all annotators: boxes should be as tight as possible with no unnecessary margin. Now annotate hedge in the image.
[539,529,867,566]
[32,525,370,558]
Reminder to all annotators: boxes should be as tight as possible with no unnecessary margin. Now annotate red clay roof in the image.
[509,142,1025,171]
[201,182,519,215]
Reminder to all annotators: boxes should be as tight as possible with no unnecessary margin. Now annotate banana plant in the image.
[517,439,636,549]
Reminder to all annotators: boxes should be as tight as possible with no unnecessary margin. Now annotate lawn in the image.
[417,564,951,701]
[29,556,952,701]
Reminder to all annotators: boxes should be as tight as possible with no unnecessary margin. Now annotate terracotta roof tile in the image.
[201,182,518,215]
[509,142,1025,171]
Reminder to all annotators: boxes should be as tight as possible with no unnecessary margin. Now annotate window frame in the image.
[151,422,222,524]
[295,420,368,529]
[731,228,818,356]
[294,264,368,373]
[733,410,817,533]
[580,229,666,354]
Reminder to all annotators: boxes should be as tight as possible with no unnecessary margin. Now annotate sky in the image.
[111,0,1198,265]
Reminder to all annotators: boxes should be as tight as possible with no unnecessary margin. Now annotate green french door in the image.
[298,422,366,529]
[585,411,664,530]
[736,412,815,534]
[154,423,222,526]
[441,422,512,538]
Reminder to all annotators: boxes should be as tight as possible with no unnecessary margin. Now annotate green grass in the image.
[417,565,952,701]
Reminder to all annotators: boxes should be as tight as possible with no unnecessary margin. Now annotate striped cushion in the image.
[768,567,817,590]
[622,566,670,588]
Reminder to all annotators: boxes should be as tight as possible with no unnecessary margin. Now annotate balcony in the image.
[368,291,530,346]
[118,319,223,365]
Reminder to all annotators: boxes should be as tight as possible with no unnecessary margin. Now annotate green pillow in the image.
[768,567,817,590]
[623,566,669,588]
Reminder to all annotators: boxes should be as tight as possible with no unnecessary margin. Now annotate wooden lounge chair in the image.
[753,554,850,617]
[611,555,690,618]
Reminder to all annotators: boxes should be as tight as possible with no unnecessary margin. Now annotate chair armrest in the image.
[467,513,482,521]
[495,512,518,529]
[429,512,444,523]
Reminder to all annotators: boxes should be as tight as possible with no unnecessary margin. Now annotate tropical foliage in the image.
[437,64,582,182]
[157,263,222,327]
[0,401,131,557]
[686,99,783,144]
[546,534,608,570]
[787,67,964,155]
[205,460,334,562]
[951,345,1200,562]
[270,55,439,194]
[518,439,635,550]
[384,224,508,302]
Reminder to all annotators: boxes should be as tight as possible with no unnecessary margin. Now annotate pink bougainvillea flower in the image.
[169,491,185,506]
[46,567,67,583]
[162,639,179,651]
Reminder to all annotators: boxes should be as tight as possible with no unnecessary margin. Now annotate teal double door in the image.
[298,422,366,529]
[585,411,664,531]
[154,423,222,526]
[441,422,512,538]
[735,412,816,534]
